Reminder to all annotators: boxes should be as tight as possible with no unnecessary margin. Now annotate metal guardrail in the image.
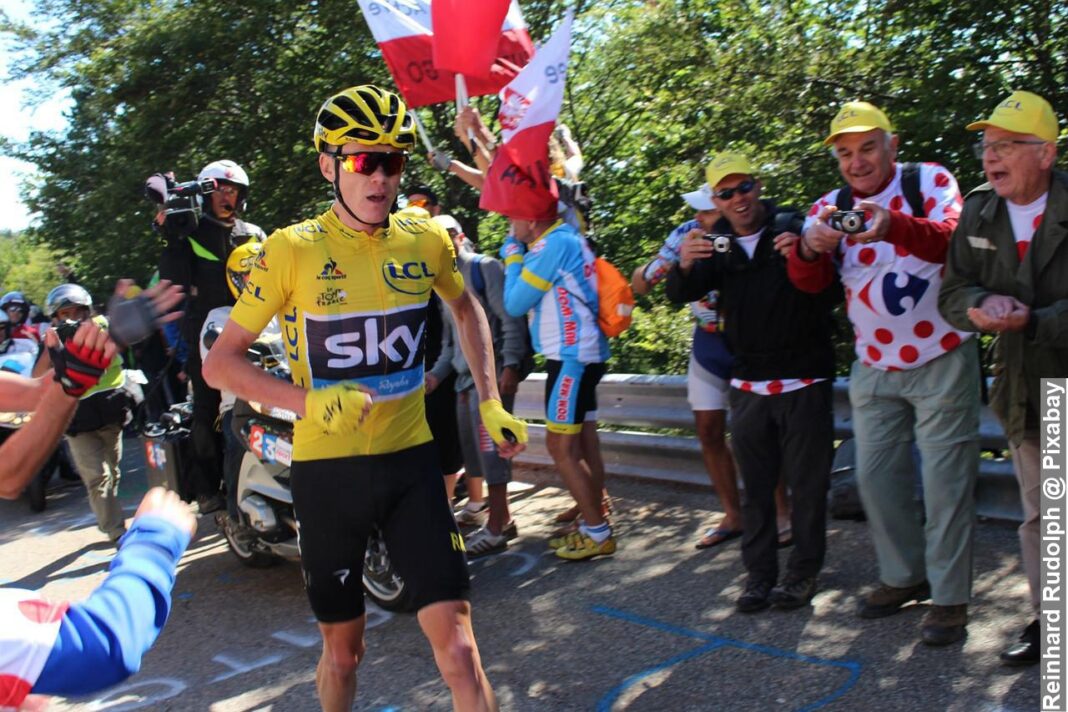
[512,373,1022,523]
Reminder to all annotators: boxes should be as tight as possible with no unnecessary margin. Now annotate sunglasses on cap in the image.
[338,152,408,177]
[712,179,756,201]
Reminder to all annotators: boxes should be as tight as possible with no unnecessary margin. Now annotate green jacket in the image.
[938,169,1068,444]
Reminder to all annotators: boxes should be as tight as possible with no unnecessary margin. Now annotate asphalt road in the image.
[0,436,1042,711]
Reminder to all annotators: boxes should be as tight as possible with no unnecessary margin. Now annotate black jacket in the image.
[665,201,842,381]
[158,216,265,343]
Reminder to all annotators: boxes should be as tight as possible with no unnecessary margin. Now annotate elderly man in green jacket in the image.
[939,90,1067,667]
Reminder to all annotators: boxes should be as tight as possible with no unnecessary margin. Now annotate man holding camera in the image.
[788,101,979,645]
[155,160,266,513]
[666,152,840,613]
[939,90,1066,665]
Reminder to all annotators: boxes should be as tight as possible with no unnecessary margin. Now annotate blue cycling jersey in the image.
[500,221,609,364]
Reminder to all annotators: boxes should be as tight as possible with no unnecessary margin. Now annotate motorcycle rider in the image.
[156,159,266,513]
[198,241,281,544]
[1,291,44,358]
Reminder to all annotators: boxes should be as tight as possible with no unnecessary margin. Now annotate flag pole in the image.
[410,112,435,154]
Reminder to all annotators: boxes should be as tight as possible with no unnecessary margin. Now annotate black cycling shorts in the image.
[290,441,470,623]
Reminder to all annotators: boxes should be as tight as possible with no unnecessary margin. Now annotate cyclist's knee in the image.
[433,628,479,689]
[319,623,366,677]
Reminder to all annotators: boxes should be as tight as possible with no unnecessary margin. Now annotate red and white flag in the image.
[431,0,511,79]
[479,11,573,221]
[357,0,534,108]
[496,10,572,168]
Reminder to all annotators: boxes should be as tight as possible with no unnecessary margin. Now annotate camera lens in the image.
[843,214,863,232]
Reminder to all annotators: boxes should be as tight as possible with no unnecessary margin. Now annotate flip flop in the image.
[695,527,744,550]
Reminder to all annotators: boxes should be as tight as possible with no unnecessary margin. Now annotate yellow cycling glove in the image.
[305,382,372,435]
[478,399,528,447]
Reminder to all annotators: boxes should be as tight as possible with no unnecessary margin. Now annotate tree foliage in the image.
[4,0,1065,372]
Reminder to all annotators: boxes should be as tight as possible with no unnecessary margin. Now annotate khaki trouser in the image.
[1009,438,1041,613]
[66,424,126,540]
[850,344,981,605]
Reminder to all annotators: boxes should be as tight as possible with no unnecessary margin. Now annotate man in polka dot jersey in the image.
[940,90,1066,667]
[667,152,841,614]
[789,101,980,646]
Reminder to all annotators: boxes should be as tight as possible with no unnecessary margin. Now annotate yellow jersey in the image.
[229,207,464,460]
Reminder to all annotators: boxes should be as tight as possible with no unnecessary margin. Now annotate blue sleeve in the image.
[31,515,191,696]
[501,234,566,317]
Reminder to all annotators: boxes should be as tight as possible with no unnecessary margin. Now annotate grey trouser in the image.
[456,388,513,486]
[66,424,126,540]
[850,344,980,605]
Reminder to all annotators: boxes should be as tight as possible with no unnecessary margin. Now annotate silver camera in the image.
[704,234,732,253]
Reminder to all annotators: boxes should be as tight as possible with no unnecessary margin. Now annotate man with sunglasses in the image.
[157,159,266,515]
[666,153,840,613]
[203,84,525,712]
[939,90,1066,666]
[788,101,979,646]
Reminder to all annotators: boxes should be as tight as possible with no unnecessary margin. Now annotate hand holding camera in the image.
[145,171,217,238]
[828,210,866,234]
[678,228,716,270]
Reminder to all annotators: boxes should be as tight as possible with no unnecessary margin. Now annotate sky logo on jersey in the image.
[306,304,426,400]
[319,258,346,280]
[382,258,436,295]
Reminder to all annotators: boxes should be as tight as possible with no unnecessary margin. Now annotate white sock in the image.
[581,522,611,543]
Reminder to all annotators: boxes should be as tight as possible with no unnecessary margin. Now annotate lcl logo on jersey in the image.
[382,258,436,295]
[306,304,426,381]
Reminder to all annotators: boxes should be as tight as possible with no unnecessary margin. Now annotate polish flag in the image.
[479,11,573,221]
[431,0,511,79]
[357,0,534,108]
[496,10,572,169]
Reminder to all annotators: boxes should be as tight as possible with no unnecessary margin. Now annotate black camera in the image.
[145,172,217,236]
[54,319,82,342]
[704,234,732,254]
[828,210,866,234]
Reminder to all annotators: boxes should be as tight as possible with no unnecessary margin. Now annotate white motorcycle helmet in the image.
[197,159,250,213]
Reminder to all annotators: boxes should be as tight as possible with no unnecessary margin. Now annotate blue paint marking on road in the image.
[176,591,194,600]
[592,605,862,712]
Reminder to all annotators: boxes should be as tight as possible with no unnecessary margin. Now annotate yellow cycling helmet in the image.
[226,241,263,300]
[313,85,416,153]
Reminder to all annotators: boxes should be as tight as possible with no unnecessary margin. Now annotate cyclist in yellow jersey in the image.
[203,85,526,712]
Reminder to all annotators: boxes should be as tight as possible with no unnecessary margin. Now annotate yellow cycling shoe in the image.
[554,532,616,561]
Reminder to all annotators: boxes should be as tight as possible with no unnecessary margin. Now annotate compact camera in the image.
[704,234,733,253]
[828,210,866,234]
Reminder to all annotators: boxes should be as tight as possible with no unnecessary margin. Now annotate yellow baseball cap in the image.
[823,101,893,146]
[966,90,1059,143]
[705,152,755,189]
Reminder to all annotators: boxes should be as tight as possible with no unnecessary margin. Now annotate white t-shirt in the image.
[1006,192,1048,263]
[803,162,971,371]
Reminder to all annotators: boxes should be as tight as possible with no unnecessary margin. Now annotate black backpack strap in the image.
[835,163,925,218]
[772,209,804,236]
[835,185,853,211]
[899,162,925,217]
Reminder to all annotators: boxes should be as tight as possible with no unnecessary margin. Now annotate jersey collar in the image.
[323,205,390,240]
[530,219,564,249]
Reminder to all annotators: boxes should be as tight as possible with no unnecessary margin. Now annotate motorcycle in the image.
[220,338,415,612]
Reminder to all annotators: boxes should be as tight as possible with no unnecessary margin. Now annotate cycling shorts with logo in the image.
[544,359,606,434]
[290,442,469,622]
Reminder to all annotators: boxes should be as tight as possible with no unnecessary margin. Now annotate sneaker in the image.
[196,493,225,515]
[858,581,931,619]
[456,502,488,527]
[554,532,616,561]
[737,578,775,613]
[465,526,509,558]
[921,604,968,646]
[548,519,581,549]
[769,575,818,609]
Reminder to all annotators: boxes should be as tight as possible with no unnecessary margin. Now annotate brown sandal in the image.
[553,504,581,524]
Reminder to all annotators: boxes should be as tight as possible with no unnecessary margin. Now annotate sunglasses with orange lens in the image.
[338,152,407,176]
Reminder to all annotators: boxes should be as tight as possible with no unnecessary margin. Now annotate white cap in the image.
[682,183,715,211]
[434,214,463,234]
